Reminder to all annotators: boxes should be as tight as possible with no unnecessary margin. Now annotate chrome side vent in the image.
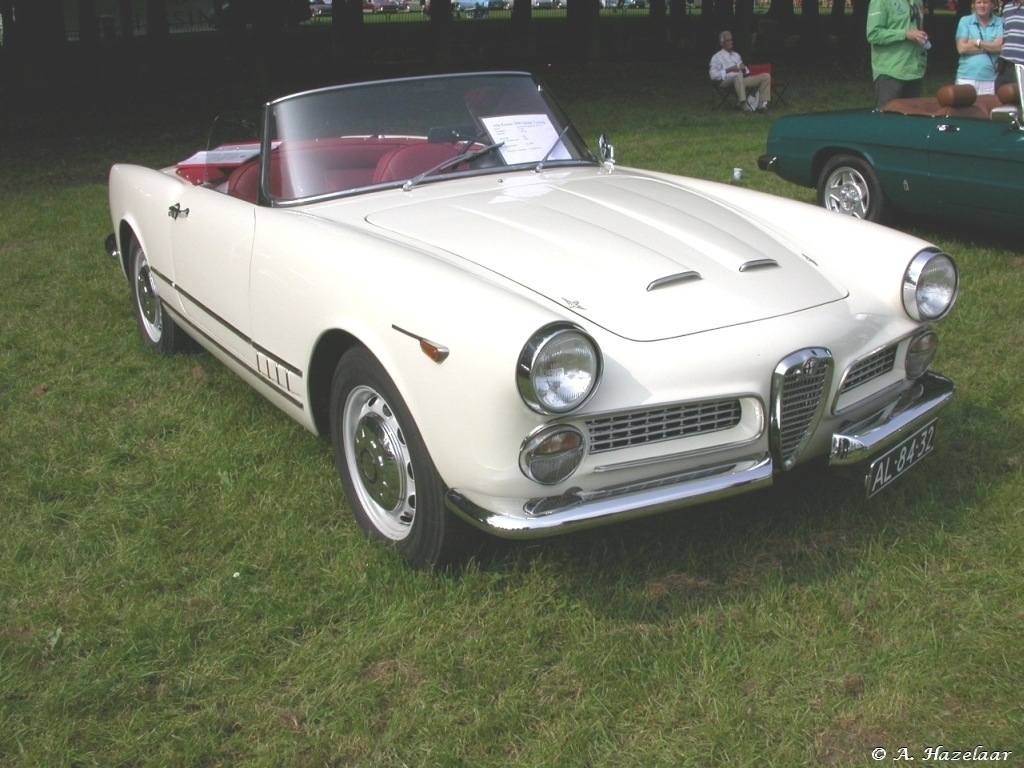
[839,344,897,394]
[770,349,833,470]
[739,258,779,272]
[647,271,702,291]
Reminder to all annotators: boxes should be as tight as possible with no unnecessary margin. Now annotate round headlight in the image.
[520,425,586,484]
[905,330,938,379]
[517,323,602,414]
[903,250,959,321]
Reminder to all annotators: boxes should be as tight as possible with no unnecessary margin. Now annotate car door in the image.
[926,116,1024,223]
[168,184,257,362]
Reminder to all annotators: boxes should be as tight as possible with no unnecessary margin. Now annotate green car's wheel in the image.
[817,154,886,223]
[329,347,472,569]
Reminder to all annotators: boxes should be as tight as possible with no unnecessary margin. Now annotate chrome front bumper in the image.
[446,372,955,539]
[829,372,955,465]
[446,454,775,539]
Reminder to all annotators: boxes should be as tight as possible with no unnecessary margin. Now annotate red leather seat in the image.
[373,142,462,184]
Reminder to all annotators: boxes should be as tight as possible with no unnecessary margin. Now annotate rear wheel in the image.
[129,239,188,354]
[817,154,887,223]
[330,347,472,569]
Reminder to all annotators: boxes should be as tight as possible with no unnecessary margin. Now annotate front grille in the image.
[839,344,897,393]
[772,349,833,470]
[586,399,742,454]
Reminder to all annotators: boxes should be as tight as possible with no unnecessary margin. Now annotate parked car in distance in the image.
[309,0,332,17]
[531,0,563,8]
[759,76,1023,228]
[425,0,507,14]
[363,0,409,12]
[106,72,959,568]
[212,0,311,29]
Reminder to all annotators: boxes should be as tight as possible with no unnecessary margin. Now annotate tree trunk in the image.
[649,0,667,44]
[9,0,66,50]
[766,0,795,19]
[77,0,98,46]
[332,0,367,77]
[117,0,135,41]
[146,0,169,39]
[567,0,600,63]
[5,0,66,83]
[511,0,532,60]
[851,0,869,34]
[829,0,846,36]
[429,0,454,67]
[801,0,821,48]
[734,0,754,50]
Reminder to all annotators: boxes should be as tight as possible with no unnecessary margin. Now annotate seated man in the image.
[709,30,772,113]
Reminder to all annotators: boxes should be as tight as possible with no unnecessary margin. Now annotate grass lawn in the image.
[1,59,1022,766]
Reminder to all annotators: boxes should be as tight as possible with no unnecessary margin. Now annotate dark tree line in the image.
[0,0,974,69]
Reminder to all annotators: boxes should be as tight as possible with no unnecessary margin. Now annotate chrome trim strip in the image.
[830,372,954,465]
[591,433,762,473]
[445,454,773,539]
[161,304,305,411]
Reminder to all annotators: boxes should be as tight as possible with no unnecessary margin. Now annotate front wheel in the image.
[330,348,472,569]
[817,154,887,223]
[129,239,188,354]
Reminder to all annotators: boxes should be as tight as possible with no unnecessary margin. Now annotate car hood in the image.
[361,171,846,341]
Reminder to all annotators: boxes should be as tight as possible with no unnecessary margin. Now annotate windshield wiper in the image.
[403,142,505,192]
[535,126,571,173]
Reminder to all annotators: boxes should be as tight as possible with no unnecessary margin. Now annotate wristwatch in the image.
[977,38,983,48]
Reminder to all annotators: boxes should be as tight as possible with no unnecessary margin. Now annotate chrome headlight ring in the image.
[517,322,603,415]
[903,249,959,322]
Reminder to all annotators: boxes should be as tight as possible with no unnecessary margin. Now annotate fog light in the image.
[520,425,586,485]
[905,330,938,379]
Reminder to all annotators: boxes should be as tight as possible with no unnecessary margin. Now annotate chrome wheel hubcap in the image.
[824,168,869,218]
[343,385,415,541]
[134,252,163,341]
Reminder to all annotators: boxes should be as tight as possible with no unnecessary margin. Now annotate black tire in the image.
[330,347,472,569]
[129,239,188,355]
[817,154,887,223]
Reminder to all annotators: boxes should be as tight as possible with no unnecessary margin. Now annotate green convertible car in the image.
[758,71,1023,229]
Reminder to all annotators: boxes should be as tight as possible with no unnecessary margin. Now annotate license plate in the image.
[866,419,938,497]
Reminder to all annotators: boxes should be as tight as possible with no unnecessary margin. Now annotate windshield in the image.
[259,72,596,204]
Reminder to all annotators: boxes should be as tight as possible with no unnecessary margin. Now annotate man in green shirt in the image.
[867,0,930,109]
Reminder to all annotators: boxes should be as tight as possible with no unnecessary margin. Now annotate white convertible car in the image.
[106,72,959,567]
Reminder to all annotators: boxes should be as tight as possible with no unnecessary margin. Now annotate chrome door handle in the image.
[168,203,190,220]
[937,124,960,133]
